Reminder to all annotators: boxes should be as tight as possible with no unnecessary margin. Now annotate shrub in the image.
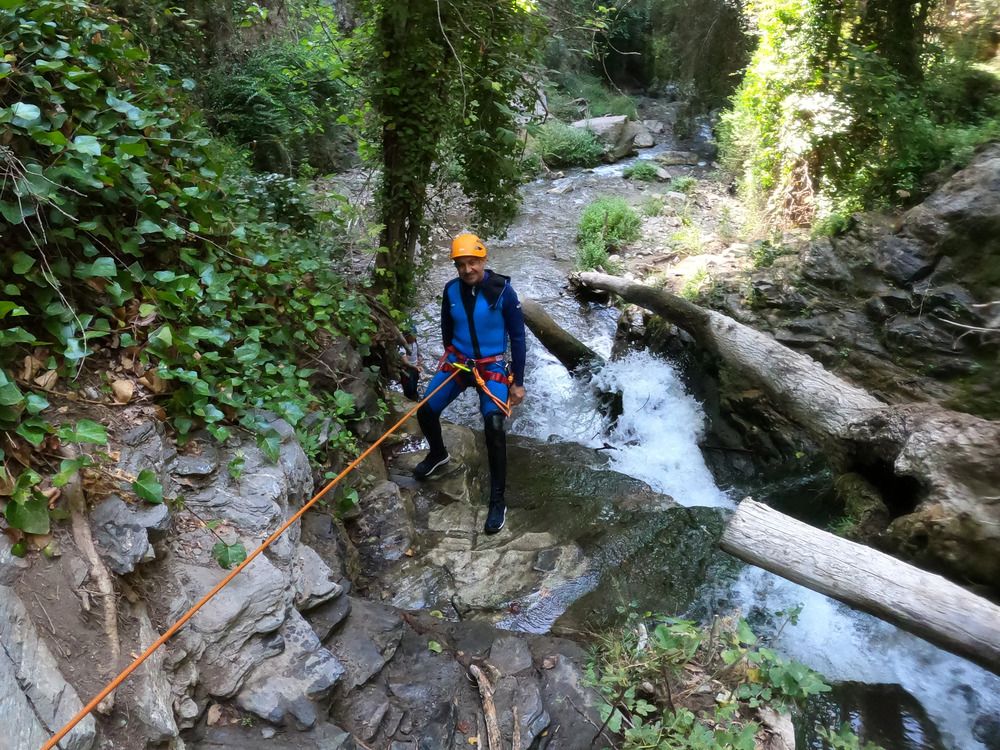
[641,195,666,217]
[533,121,604,168]
[577,238,617,272]
[579,197,642,249]
[0,0,374,539]
[202,40,352,174]
[623,161,660,181]
[669,176,697,194]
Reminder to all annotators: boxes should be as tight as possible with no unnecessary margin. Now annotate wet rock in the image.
[90,495,170,574]
[490,635,534,675]
[642,119,666,134]
[327,598,404,694]
[570,115,638,162]
[801,238,852,286]
[0,585,96,750]
[306,593,352,641]
[833,473,890,542]
[300,511,349,583]
[872,235,939,284]
[624,120,655,148]
[973,712,1000,750]
[237,610,345,728]
[493,676,550,747]
[533,639,604,749]
[390,423,487,504]
[656,150,701,166]
[294,544,342,611]
[348,481,415,569]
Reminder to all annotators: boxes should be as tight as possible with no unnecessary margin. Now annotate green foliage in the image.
[532,121,605,168]
[546,72,637,119]
[641,195,666,217]
[812,212,852,238]
[358,0,544,303]
[579,197,642,248]
[748,240,786,269]
[212,540,248,569]
[680,269,711,300]
[817,723,885,750]
[577,197,640,270]
[720,0,1000,223]
[202,39,353,174]
[623,161,660,181]
[588,612,837,749]
[0,0,374,537]
[669,176,697,194]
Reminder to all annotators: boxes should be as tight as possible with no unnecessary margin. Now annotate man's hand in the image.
[509,384,526,407]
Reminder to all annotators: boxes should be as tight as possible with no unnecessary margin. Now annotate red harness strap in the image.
[437,345,512,385]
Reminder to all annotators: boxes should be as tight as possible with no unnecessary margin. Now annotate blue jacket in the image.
[441,270,526,386]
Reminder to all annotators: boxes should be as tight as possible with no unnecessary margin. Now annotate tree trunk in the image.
[721,500,1000,675]
[575,272,1000,590]
[521,299,604,374]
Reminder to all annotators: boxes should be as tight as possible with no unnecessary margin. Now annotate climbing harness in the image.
[436,344,512,417]
[39,369,462,750]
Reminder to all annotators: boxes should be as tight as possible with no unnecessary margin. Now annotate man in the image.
[413,232,526,534]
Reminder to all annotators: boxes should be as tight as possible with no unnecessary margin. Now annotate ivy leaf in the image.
[257,431,281,463]
[6,496,50,535]
[52,454,94,487]
[137,218,162,234]
[212,540,247,569]
[75,257,117,278]
[58,419,108,445]
[10,102,41,127]
[15,417,51,447]
[427,640,443,654]
[132,468,164,503]
[737,619,758,646]
[25,393,49,415]
[0,200,34,225]
[11,251,35,274]
[234,341,261,363]
[71,135,102,156]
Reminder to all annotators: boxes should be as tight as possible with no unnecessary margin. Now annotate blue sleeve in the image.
[441,286,453,349]
[502,284,526,386]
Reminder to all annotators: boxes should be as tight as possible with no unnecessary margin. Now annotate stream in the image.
[412,151,1000,749]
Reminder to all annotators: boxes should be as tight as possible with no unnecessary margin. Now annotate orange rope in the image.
[40,370,459,750]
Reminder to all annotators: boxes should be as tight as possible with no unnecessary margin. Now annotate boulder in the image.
[656,150,701,166]
[0,586,96,750]
[90,495,170,574]
[570,115,637,162]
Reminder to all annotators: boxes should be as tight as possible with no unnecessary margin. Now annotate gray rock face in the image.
[490,634,534,675]
[237,610,345,728]
[192,722,356,749]
[656,150,701,166]
[0,534,28,585]
[0,585,96,750]
[327,598,403,695]
[348,481,415,571]
[90,495,170,574]
[570,114,638,162]
[293,544,342,612]
[134,602,181,742]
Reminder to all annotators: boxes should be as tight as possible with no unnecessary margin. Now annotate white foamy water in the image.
[513,343,998,750]
[730,567,1000,750]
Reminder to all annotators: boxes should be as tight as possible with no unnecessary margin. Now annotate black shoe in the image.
[413,451,450,480]
[484,499,506,534]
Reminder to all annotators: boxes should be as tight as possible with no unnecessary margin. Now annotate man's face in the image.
[454,256,486,286]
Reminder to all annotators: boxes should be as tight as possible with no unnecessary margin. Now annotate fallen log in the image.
[576,271,1000,590]
[721,500,1000,675]
[521,298,604,374]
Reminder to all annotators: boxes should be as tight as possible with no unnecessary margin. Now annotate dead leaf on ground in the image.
[542,656,558,670]
[138,369,168,394]
[21,355,40,382]
[34,369,58,390]
[206,704,223,726]
[111,379,135,404]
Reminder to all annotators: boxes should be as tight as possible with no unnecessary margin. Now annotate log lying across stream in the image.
[722,500,1000,675]
[575,271,1000,590]
[573,271,1000,675]
[521,298,604,374]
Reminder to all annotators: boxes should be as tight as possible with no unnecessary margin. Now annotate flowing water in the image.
[413,156,1000,749]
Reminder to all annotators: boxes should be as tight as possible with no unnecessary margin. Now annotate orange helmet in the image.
[450,232,487,259]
